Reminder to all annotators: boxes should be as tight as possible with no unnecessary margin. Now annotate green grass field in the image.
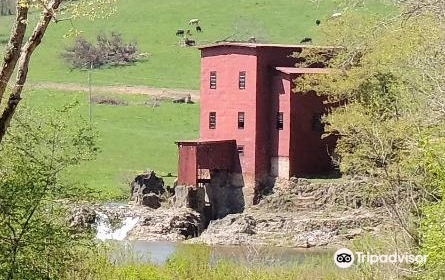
[0,0,358,89]
[22,89,199,199]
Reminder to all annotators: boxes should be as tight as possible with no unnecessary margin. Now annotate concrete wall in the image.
[270,156,290,178]
[206,170,245,219]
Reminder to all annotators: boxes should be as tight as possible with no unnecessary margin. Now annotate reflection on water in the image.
[109,240,332,266]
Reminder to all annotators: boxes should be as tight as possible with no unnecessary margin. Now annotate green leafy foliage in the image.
[295,1,445,278]
[0,102,98,279]
[73,244,357,280]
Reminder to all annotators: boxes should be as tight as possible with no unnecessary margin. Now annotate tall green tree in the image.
[296,1,445,277]
[0,103,98,280]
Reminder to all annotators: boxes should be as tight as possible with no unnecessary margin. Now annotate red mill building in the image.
[176,42,337,216]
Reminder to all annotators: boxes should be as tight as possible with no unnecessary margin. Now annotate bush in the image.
[63,32,139,69]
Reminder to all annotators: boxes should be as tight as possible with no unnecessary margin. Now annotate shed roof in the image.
[197,42,336,50]
[275,67,331,75]
[176,139,236,145]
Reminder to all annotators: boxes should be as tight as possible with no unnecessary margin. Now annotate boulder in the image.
[142,193,161,209]
[173,185,205,213]
[130,170,165,208]
[68,206,97,230]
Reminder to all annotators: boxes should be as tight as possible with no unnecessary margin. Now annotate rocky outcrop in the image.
[68,205,97,231]
[80,177,397,248]
[130,170,165,208]
[97,204,204,242]
[142,193,162,209]
[173,185,206,213]
[257,177,385,212]
[190,209,385,248]
[189,178,394,248]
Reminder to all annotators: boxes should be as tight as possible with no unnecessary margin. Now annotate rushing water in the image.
[95,211,140,241]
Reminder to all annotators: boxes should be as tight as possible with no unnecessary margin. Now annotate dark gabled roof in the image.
[197,42,336,50]
[275,67,331,75]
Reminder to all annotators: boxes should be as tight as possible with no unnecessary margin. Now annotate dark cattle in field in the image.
[185,38,196,46]
[173,97,186,103]
[196,26,202,32]
[316,19,321,26]
[176,29,185,36]
[300,37,312,44]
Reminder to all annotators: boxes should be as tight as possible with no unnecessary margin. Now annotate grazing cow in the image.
[300,37,312,44]
[176,29,185,36]
[316,19,321,26]
[185,38,196,46]
[331,12,342,18]
[173,97,186,103]
[196,25,202,32]
[189,18,200,25]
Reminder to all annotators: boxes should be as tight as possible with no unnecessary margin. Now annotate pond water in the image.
[108,240,332,266]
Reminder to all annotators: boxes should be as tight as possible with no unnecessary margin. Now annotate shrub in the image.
[63,32,139,69]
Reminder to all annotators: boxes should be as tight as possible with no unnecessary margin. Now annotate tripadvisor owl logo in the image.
[334,248,354,268]
[334,248,428,268]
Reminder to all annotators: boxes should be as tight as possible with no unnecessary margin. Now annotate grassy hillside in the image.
[0,0,353,89]
[0,0,392,199]
[22,89,199,199]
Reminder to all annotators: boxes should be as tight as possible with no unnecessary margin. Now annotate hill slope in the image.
[0,0,348,89]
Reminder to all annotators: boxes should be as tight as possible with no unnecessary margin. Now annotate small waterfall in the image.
[95,211,140,241]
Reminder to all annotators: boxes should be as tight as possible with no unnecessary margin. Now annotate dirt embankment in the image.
[31,82,200,100]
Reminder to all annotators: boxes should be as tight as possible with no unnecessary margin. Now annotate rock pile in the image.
[130,170,166,209]
[100,204,204,241]
[68,205,97,231]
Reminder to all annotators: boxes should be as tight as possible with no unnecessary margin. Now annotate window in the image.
[239,71,246,89]
[210,71,217,89]
[209,112,216,129]
[312,113,325,133]
[276,112,284,130]
[237,145,244,155]
[238,112,245,129]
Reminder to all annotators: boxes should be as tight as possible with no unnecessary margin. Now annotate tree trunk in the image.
[0,0,63,143]
[0,3,28,104]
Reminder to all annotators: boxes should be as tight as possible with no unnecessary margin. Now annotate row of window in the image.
[208,112,284,130]
[209,112,324,132]
[209,71,246,90]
